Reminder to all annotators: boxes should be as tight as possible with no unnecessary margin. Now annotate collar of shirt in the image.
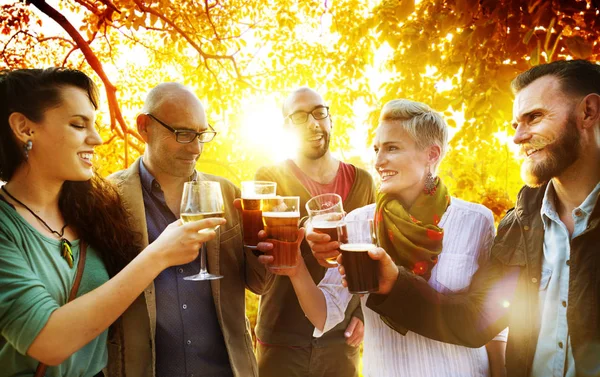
[139,158,199,197]
[139,158,162,196]
[540,180,600,233]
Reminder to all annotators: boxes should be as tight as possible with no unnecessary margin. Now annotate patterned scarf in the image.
[374,177,450,280]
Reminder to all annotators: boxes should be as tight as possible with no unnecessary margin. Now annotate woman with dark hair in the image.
[0,68,225,377]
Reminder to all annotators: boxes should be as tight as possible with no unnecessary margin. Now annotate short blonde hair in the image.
[379,99,448,170]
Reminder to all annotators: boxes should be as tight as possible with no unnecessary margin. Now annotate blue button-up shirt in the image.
[139,160,232,377]
[532,181,600,377]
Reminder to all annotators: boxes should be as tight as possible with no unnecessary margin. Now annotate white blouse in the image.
[314,198,508,377]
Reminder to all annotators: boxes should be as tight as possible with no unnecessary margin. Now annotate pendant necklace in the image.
[1,186,74,268]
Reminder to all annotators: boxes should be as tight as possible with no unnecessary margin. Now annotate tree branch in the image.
[28,0,139,168]
[132,0,242,79]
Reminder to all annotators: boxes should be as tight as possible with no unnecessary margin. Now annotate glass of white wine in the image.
[180,180,225,281]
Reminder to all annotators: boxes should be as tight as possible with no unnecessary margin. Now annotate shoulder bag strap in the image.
[34,241,87,377]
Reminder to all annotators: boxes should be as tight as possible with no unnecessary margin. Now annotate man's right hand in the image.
[149,217,226,269]
[306,226,340,268]
[338,247,399,295]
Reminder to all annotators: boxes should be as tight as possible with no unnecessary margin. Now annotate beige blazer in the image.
[105,158,274,377]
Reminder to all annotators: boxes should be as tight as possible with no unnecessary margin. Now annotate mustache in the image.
[304,132,324,138]
[519,136,553,156]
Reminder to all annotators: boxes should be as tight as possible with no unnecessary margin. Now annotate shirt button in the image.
[178,268,184,273]
[566,260,570,266]
[574,209,582,217]
[182,304,187,310]
[562,301,567,308]
[523,225,530,231]
[187,340,192,345]
[531,277,538,283]
[558,341,563,349]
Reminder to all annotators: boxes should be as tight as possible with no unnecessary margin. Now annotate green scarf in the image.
[374,177,450,280]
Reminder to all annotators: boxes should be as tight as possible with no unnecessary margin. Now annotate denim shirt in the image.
[532,181,600,377]
[139,160,232,377]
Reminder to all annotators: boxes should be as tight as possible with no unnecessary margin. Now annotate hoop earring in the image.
[423,169,437,196]
[23,140,32,160]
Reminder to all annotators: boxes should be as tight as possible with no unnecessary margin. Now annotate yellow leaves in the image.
[395,0,416,22]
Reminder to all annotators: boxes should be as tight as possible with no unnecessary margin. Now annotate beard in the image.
[300,132,330,160]
[521,114,580,187]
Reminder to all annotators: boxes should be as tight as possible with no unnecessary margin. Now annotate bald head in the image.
[282,87,324,117]
[142,82,204,116]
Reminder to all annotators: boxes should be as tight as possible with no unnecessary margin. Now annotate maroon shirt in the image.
[286,159,356,201]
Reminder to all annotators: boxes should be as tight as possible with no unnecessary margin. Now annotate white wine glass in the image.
[180,180,225,281]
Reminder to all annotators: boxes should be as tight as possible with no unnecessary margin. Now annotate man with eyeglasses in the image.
[253,87,376,377]
[106,82,274,377]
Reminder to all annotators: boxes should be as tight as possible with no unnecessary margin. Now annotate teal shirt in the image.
[0,200,109,377]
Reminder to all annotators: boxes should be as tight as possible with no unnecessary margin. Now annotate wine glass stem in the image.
[199,243,208,275]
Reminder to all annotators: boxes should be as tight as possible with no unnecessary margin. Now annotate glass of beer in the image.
[180,180,225,281]
[262,196,301,269]
[338,219,379,294]
[241,181,277,249]
[306,193,345,267]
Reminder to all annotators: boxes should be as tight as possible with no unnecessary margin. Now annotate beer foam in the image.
[262,211,301,218]
[340,243,376,252]
[311,220,340,229]
[242,194,276,200]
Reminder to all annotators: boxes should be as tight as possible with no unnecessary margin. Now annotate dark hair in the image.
[0,68,138,275]
[511,59,600,97]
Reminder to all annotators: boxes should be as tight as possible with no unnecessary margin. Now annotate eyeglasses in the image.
[144,113,217,144]
[287,106,330,125]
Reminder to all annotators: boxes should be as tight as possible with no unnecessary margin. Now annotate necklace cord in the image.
[1,186,68,238]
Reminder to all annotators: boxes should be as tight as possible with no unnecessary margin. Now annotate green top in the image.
[255,161,377,347]
[0,200,109,377]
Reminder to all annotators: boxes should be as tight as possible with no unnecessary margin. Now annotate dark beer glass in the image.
[337,219,379,294]
[262,196,300,269]
[306,193,345,267]
[241,181,277,249]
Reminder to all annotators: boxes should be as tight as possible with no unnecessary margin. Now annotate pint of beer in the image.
[306,193,345,267]
[262,196,300,269]
[241,181,277,248]
[337,219,379,294]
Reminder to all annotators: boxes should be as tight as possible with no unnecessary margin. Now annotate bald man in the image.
[106,83,273,377]
[253,87,376,377]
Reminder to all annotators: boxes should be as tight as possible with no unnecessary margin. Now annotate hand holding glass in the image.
[262,196,301,269]
[306,193,345,267]
[180,181,224,281]
[338,219,379,294]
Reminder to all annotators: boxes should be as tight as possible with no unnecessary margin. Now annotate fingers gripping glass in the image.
[180,181,225,281]
[287,106,329,125]
[306,193,345,267]
[145,113,217,144]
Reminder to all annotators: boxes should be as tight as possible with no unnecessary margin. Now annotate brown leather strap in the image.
[34,241,87,377]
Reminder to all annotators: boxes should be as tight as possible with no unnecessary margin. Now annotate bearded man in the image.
[252,87,376,377]
[341,60,600,377]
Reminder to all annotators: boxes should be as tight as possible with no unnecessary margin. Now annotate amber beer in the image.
[262,211,300,269]
[340,243,379,294]
[241,196,266,248]
[312,217,347,264]
[306,194,345,267]
[241,181,277,248]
